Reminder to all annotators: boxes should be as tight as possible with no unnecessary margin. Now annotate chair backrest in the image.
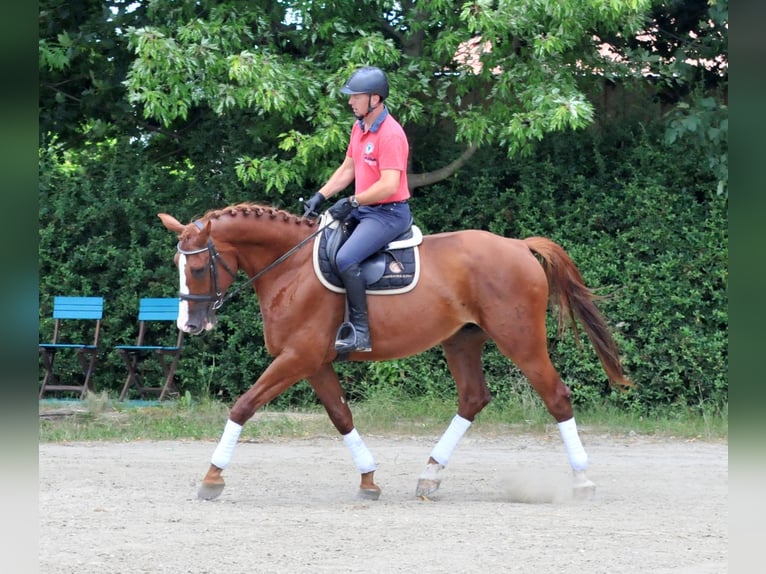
[52,296,104,320]
[134,298,183,348]
[49,296,104,345]
[138,298,180,322]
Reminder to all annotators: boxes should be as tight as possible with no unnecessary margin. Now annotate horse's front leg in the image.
[307,364,381,500]
[416,328,492,499]
[197,354,312,501]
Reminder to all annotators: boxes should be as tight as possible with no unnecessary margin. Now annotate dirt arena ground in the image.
[39,431,727,573]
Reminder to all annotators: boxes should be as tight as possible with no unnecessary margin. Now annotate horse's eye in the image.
[190,267,207,279]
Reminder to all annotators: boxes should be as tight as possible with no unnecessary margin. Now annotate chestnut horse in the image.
[159,203,629,501]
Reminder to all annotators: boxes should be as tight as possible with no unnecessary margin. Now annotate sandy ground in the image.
[39,431,727,573]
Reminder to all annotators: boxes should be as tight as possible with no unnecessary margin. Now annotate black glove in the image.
[327,197,356,221]
[303,192,326,218]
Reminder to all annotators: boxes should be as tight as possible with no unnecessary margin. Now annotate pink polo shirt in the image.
[346,109,410,203]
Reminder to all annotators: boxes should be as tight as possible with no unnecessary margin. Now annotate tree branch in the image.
[408,142,479,190]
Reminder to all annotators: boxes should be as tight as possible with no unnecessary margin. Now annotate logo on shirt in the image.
[365,143,374,154]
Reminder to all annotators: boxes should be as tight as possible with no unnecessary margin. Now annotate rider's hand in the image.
[303,192,326,219]
[328,197,356,221]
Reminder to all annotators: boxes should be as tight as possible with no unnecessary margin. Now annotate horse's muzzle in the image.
[183,312,217,334]
[178,300,217,334]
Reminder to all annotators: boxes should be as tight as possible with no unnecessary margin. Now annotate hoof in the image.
[415,478,441,498]
[572,470,596,500]
[357,487,381,501]
[197,481,225,501]
[416,462,444,498]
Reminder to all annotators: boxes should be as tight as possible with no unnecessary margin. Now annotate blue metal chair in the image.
[115,298,184,401]
[39,296,104,399]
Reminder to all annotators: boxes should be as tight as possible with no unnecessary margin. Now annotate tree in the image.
[596,0,728,196]
[118,0,655,193]
[40,1,728,196]
[39,0,149,146]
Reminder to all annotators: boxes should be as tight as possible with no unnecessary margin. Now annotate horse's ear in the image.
[158,213,184,233]
[199,220,212,242]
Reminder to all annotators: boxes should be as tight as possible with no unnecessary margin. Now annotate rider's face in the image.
[348,93,378,118]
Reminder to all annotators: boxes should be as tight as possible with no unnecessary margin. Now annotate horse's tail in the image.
[523,236,632,388]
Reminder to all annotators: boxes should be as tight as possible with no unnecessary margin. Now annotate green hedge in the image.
[38,123,727,415]
[416,126,727,414]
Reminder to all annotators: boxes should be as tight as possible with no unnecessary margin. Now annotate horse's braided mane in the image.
[188,202,318,234]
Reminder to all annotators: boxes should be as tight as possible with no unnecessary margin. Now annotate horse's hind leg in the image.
[492,324,596,498]
[416,325,492,498]
[307,364,381,500]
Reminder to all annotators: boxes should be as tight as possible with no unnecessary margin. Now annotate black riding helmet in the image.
[340,66,389,100]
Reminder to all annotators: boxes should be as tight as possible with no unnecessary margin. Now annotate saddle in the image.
[312,212,423,294]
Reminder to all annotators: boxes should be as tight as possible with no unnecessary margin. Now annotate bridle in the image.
[177,236,238,311]
[176,217,332,311]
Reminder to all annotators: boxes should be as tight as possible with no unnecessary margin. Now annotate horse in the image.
[158,202,630,502]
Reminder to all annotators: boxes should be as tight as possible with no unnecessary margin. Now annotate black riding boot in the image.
[335,263,371,353]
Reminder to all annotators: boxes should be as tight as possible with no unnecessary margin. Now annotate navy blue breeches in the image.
[335,201,412,274]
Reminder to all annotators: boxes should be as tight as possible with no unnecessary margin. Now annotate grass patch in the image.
[39,389,727,443]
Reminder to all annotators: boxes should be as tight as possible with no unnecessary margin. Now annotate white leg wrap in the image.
[419,462,444,479]
[343,428,376,474]
[558,417,589,471]
[430,414,472,466]
[210,419,243,470]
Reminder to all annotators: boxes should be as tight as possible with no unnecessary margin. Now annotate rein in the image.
[177,217,332,310]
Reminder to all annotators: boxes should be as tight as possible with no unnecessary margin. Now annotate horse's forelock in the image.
[179,226,196,243]
[176,217,211,250]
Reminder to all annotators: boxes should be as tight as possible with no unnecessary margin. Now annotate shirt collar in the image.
[358,106,388,133]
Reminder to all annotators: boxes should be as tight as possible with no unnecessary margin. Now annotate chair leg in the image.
[39,349,57,399]
[118,351,142,401]
[76,349,99,399]
[158,351,181,401]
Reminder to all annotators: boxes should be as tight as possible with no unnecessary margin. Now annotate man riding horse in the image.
[303,66,412,354]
